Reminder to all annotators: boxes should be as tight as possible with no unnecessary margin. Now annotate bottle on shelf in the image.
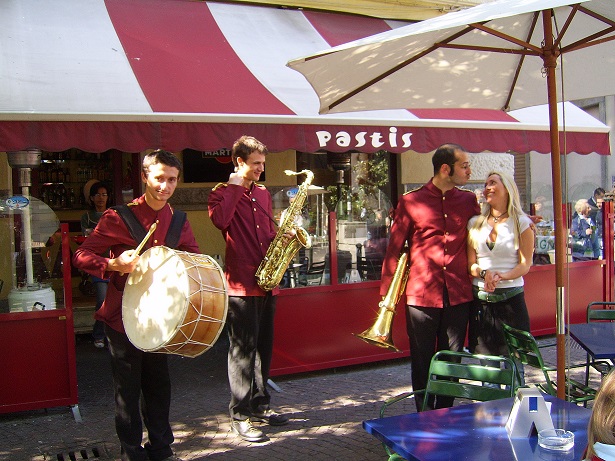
[57,184,67,209]
[68,188,76,208]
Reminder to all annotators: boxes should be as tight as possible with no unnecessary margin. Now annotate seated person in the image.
[363,225,388,260]
[584,370,615,460]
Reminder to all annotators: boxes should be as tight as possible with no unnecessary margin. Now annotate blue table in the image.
[568,322,615,361]
[363,396,590,461]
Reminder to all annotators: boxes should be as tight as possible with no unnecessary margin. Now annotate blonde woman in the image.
[584,370,615,460]
[467,171,534,357]
[571,198,601,261]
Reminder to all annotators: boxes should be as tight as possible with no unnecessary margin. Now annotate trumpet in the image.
[354,251,409,351]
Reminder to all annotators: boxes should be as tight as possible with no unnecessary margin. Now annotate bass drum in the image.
[122,246,228,358]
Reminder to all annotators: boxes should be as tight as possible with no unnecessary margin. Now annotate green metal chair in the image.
[502,323,597,405]
[587,301,615,322]
[584,302,615,384]
[379,350,518,461]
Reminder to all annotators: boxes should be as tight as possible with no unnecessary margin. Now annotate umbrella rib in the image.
[329,26,476,111]
[552,4,579,51]
[504,12,539,112]
[559,5,615,53]
[560,28,615,53]
[439,43,536,56]
[578,4,615,28]
[470,23,542,54]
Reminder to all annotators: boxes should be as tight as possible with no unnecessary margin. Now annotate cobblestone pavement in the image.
[0,334,600,461]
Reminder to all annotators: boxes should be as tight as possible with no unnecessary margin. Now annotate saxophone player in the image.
[208,135,291,443]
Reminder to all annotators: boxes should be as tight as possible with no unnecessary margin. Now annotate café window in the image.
[275,150,393,288]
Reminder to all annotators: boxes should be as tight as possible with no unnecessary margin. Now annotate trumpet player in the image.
[209,136,291,443]
[380,143,480,411]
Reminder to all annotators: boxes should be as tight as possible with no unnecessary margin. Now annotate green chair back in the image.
[584,302,615,385]
[422,350,517,407]
[502,323,596,404]
[502,323,557,396]
[587,301,615,322]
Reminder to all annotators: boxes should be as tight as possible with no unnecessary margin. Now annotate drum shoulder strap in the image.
[112,205,186,250]
[112,205,147,246]
[166,210,186,249]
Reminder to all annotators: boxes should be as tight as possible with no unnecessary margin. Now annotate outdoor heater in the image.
[6,149,57,312]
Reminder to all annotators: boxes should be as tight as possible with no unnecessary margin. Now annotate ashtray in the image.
[538,429,575,451]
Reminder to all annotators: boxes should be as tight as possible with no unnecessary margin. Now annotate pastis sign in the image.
[315,127,413,150]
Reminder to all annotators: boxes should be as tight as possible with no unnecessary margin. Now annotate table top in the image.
[363,396,590,461]
[568,322,615,359]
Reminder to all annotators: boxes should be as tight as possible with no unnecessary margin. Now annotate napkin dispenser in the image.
[506,387,554,438]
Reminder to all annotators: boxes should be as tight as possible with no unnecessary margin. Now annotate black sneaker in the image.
[250,408,289,426]
[231,418,269,442]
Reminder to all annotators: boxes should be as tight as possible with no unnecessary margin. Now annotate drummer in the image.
[73,150,198,461]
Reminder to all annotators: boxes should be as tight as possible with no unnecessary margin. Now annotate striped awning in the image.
[0,0,609,154]
[218,0,490,21]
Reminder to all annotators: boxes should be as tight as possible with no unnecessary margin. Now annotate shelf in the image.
[42,182,85,186]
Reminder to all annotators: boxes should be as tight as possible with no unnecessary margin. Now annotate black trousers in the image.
[227,294,276,420]
[91,281,108,341]
[405,302,470,411]
[105,326,174,461]
[469,292,530,357]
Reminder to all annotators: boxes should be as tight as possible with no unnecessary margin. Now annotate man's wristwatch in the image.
[479,269,487,279]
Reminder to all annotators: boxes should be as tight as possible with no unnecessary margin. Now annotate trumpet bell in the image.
[353,330,400,352]
[352,251,408,353]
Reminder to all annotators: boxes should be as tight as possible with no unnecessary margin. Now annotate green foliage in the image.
[324,151,390,221]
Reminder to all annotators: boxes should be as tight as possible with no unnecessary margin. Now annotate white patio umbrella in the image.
[288,0,615,397]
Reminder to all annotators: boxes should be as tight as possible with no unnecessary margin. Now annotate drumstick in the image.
[135,222,157,255]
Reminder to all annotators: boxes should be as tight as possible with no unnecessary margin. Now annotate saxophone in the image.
[256,169,314,291]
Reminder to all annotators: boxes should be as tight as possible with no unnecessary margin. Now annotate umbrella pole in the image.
[543,10,567,400]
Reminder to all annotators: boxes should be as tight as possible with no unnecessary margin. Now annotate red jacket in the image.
[73,196,200,332]
[380,179,480,307]
[208,182,279,296]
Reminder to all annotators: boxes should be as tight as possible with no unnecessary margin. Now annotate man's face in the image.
[91,188,109,211]
[237,151,266,183]
[142,162,179,204]
[449,151,472,186]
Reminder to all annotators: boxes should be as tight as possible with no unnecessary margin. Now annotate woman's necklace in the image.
[490,211,508,223]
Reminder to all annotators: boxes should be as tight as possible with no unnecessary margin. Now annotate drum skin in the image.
[122,246,228,358]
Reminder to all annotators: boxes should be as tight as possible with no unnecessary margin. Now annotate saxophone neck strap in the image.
[243,192,279,228]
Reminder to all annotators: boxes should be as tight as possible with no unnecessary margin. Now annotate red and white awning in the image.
[0,0,609,154]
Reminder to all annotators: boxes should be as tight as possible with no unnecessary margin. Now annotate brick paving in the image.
[0,334,601,461]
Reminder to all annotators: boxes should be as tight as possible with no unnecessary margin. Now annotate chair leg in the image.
[384,445,406,461]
